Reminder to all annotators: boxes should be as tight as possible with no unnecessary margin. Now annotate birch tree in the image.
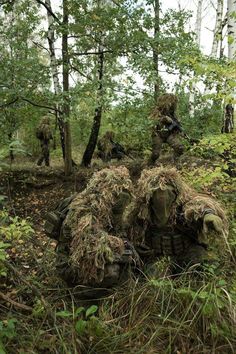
[45,0,66,159]
[189,0,203,117]
[211,0,224,57]
[227,0,236,59]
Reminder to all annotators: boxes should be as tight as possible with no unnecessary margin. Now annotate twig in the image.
[4,261,54,318]
[35,0,61,24]
[0,291,32,312]
[0,97,19,108]
[21,97,63,114]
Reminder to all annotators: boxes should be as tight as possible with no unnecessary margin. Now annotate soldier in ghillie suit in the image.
[125,167,228,271]
[221,103,234,133]
[45,166,139,290]
[36,115,53,166]
[97,131,126,162]
[150,93,184,164]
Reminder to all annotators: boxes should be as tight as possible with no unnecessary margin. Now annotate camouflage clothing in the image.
[45,166,139,289]
[150,94,184,163]
[36,116,53,166]
[97,131,124,162]
[126,167,228,271]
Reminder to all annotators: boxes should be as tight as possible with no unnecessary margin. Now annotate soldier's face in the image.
[112,190,131,215]
[150,187,177,227]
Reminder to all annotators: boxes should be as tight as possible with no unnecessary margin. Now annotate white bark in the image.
[45,0,61,95]
[194,0,203,47]
[211,0,224,57]
[227,0,236,59]
[189,0,203,117]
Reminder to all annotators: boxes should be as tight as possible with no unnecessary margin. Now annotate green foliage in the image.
[0,211,34,241]
[56,305,99,336]
[0,210,34,277]
[0,319,17,354]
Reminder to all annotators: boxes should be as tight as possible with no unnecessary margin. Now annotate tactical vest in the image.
[148,228,193,256]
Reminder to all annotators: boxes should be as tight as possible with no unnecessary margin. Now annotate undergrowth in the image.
[0,132,236,354]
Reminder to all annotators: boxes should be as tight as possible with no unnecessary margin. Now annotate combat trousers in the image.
[151,131,184,163]
[37,142,50,166]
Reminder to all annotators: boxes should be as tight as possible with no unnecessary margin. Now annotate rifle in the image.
[168,120,199,144]
[111,140,135,160]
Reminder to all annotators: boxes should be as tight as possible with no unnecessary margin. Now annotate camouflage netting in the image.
[150,93,178,121]
[64,166,133,284]
[126,166,228,245]
[37,115,52,140]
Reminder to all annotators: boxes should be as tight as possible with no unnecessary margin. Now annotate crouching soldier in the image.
[150,93,184,164]
[97,131,129,162]
[126,167,228,272]
[44,166,139,294]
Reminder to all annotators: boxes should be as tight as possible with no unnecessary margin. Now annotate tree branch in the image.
[0,97,19,108]
[21,97,63,113]
[35,0,61,24]
[0,291,32,312]
[32,41,50,53]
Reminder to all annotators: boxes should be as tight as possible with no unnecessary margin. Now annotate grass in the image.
[0,134,236,353]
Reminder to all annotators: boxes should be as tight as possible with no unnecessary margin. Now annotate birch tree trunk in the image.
[227,0,236,59]
[45,0,67,161]
[211,0,224,57]
[189,0,203,117]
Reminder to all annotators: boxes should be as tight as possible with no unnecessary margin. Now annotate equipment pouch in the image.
[44,211,63,240]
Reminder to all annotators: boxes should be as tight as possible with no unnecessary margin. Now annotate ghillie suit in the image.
[36,115,53,166]
[221,103,234,134]
[126,167,228,271]
[150,93,184,164]
[97,131,126,162]
[51,166,139,289]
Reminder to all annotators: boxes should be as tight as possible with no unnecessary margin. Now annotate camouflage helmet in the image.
[40,115,51,125]
[104,131,115,140]
[151,93,178,119]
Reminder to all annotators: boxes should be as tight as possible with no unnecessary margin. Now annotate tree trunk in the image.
[81,48,104,167]
[153,0,160,102]
[227,0,236,59]
[211,0,224,58]
[189,0,203,117]
[62,0,72,175]
[45,0,66,159]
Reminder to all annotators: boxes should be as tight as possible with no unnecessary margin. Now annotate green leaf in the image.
[56,310,72,318]
[85,305,98,318]
[75,319,87,335]
[75,307,85,317]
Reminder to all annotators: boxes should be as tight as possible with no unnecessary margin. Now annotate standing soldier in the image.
[150,93,184,164]
[222,103,234,133]
[36,115,53,167]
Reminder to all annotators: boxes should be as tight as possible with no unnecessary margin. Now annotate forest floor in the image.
[0,134,236,354]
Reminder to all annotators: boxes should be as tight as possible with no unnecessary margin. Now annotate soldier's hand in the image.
[162,115,173,124]
[203,214,223,234]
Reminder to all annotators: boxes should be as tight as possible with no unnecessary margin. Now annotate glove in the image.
[203,214,223,234]
[162,115,173,124]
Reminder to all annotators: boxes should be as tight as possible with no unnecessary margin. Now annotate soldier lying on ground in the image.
[125,167,228,272]
[150,93,184,164]
[44,166,139,291]
[36,115,53,167]
[97,131,131,162]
